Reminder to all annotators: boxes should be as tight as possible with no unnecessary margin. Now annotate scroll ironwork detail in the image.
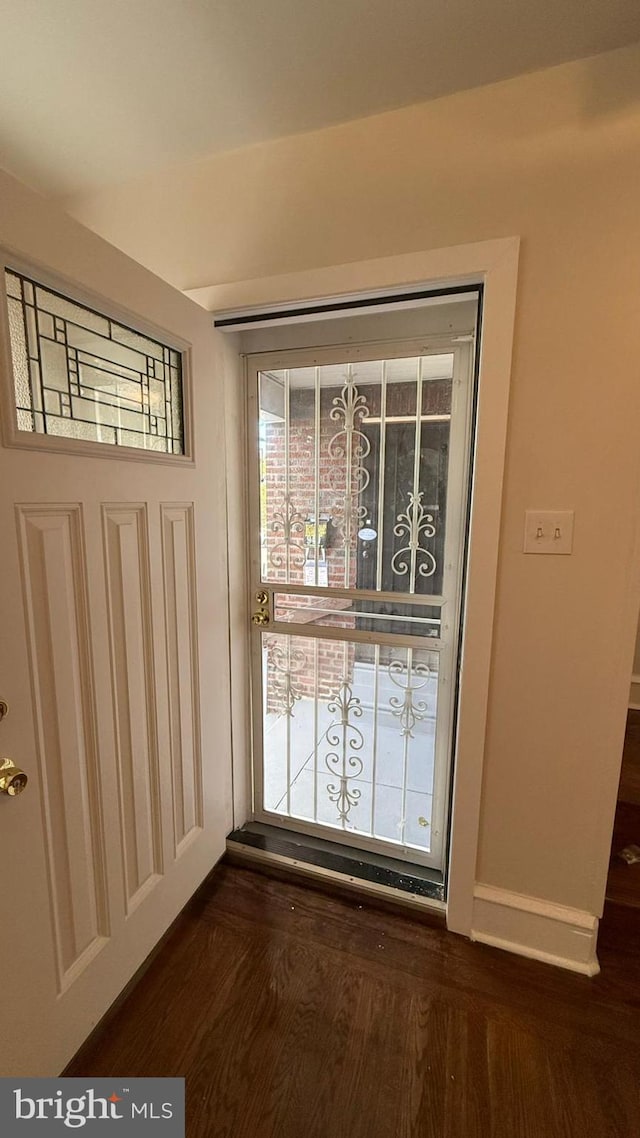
[267,637,306,717]
[391,491,436,580]
[323,679,365,825]
[328,377,371,551]
[388,657,431,738]
[269,492,305,570]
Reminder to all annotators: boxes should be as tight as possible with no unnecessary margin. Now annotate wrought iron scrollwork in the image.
[328,376,371,549]
[269,492,305,570]
[267,638,306,717]
[388,656,431,738]
[328,380,371,460]
[323,679,365,826]
[391,491,436,581]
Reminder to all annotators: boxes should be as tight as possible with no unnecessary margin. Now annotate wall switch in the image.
[523,510,574,554]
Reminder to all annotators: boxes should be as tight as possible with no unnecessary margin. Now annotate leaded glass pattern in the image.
[4,269,185,455]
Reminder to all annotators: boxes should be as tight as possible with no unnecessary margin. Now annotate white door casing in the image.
[0,171,232,1076]
[213,238,519,935]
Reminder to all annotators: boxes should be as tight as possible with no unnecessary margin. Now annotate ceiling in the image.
[0,0,639,198]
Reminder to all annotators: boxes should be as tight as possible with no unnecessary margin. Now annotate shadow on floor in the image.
[606,709,640,909]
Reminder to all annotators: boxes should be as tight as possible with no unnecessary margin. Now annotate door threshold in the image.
[226,823,445,912]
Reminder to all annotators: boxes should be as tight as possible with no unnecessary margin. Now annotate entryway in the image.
[0,177,519,1074]
[244,318,477,880]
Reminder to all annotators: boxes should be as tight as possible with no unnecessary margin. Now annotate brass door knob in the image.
[252,610,270,627]
[0,759,28,797]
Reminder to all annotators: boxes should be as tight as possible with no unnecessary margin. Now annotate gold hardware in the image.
[0,759,28,797]
[0,700,7,723]
[252,590,270,626]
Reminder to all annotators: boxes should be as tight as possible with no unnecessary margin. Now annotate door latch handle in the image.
[252,590,270,626]
[0,759,28,797]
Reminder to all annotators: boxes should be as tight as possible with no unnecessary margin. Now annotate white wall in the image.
[63,44,640,921]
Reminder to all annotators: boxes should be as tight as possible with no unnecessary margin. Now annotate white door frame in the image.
[216,237,519,938]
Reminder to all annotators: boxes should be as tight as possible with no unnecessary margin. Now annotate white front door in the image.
[0,184,232,1075]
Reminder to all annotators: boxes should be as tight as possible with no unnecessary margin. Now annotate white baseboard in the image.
[471,884,600,976]
[629,673,640,709]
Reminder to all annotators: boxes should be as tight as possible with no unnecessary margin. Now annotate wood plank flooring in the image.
[607,799,640,908]
[618,709,640,806]
[67,861,640,1137]
[607,709,640,908]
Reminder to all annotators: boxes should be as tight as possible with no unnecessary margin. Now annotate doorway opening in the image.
[241,293,479,891]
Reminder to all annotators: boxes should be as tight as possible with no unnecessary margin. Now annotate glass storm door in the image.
[247,337,474,870]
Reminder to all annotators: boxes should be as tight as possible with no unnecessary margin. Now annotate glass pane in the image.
[259,354,453,594]
[273,593,442,639]
[5,271,21,300]
[4,269,185,455]
[262,632,439,853]
[110,323,164,361]
[6,295,31,413]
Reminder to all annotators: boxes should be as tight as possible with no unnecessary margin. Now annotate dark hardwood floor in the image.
[607,709,640,909]
[617,710,640,807]
[67,861,640,1137]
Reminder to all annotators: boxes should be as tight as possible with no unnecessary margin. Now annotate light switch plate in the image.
[524,510,574,554]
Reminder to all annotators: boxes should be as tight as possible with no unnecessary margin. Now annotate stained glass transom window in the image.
[4,269,184,454]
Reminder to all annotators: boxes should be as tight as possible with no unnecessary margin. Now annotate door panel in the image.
[102,504,163,911]
[160,503,203,853]
[0,172,231,1076]
[17,504,109,990]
